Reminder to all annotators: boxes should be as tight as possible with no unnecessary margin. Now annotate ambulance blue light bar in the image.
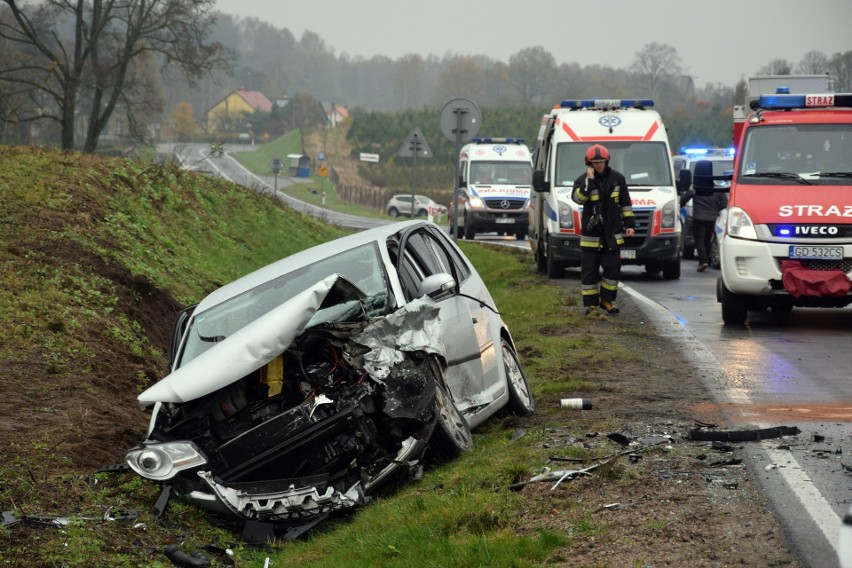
[559,99,654,109]
[756,93,852,110]
[680,146,736,156]
[471,137,525,144]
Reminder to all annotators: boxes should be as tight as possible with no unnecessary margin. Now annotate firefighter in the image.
[572,144,635,314]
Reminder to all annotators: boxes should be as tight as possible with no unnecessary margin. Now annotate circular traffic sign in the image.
[439,97,482,143]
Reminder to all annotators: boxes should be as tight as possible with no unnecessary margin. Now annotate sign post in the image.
[398,127,432,216]
[440,98,481,240]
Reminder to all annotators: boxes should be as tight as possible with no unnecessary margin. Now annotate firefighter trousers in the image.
[580,246,621,307]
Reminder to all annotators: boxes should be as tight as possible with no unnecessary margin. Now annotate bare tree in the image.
[631,42,683,95]
[756,58,793,76]
[0,0,232,152]
[795,50,829,75]
[828,51,852,92]
[507,46,556,105]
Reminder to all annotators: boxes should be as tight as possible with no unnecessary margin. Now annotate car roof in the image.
[194,220,425,313]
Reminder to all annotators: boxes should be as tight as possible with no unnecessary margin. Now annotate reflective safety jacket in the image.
[572,166,635,250]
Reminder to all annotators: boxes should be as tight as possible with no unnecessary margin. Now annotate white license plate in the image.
[620,249,636,260]
[495,218,514,224]
[788,245,843,260]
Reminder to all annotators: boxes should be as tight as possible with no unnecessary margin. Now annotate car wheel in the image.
[463,222,475,240]
[720,281,747,325]
[417,209,428,217]
[515,231,525,240]
[428,380,473,462]
[662,261,681,280]
[501,340,534,416]
[546,251,564,278]
[388,207,399,218]
[535,241,547,274]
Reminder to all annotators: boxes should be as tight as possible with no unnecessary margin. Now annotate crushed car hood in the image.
[139,274,358,404]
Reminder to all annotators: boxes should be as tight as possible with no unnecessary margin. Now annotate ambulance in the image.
[529,99,681,279]
[716,90,852,325]
[450,137,533,240]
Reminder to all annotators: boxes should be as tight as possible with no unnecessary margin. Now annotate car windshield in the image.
[469,161,532,185]
[738,124,852,185]
[555,141,672,187]
[179,243,391,367]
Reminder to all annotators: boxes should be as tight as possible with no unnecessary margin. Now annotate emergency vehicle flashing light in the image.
[680,146,736,157]
[754,92,852,110]
[471,137,525,144]
[559,99,655,110]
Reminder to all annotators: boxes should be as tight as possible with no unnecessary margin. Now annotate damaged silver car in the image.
[125,220,534,539]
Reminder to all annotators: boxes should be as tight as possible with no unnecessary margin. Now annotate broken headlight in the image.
[126,441,207,481]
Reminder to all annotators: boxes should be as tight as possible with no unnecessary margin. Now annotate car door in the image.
[392,226,489,413]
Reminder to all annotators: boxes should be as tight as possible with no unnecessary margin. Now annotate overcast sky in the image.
[215,0,851,88]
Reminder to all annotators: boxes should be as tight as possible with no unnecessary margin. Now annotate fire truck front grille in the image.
[794,258,852,272]
[483,198,526,210]
[767,224,852,238]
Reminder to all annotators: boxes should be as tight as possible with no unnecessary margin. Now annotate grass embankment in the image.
[0,144,649,567]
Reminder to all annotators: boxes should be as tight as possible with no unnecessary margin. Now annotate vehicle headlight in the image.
[661,199,676,229]
[726,206,757,240]
[125,441,207,481]
[558,202,574,230]
[467,196,484,208]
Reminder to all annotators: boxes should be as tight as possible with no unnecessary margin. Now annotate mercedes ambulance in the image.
[450,137,533,240]
[529,99,681,279]
[717,90,852,325]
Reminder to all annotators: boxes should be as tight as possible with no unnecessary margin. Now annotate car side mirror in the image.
[532,170,550,192]
[417,273,456,301]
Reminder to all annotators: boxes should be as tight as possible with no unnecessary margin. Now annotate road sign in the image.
[398,127,432,158]
[439,98,482,143]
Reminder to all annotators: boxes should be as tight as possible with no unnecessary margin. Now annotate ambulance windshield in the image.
[739,124,852,184]
[469,161,533,185]
[554,141,672,187]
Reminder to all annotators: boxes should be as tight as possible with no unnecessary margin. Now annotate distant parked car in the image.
[125,220,533,540]
[386,194,447,218]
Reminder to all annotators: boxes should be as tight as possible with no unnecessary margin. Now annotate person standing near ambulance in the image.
[572,144,636,314]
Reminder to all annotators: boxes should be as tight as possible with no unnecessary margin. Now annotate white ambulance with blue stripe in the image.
[529,99,682,279]
[451,137,533,240]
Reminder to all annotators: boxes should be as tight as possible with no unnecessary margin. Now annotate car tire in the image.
[720,280,747,325]
[463,222,475,240]
[501,340,534,416]
[417,209,428,217]
[455,224,464,239]
[515,231,525,240]
[683,246,695,260]
[662,261,681,280]
[535,240,547,274]
[546,251,564,279]
[388,207,399,218]
[428,380,473,462]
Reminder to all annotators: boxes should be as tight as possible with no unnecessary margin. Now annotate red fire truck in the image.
[716,88,852,324]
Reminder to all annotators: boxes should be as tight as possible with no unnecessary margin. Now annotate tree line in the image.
[2,3,851,154]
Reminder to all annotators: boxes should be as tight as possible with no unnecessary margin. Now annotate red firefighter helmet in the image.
[584,144,610,164]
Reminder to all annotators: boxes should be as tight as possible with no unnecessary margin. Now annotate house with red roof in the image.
[207,88,273,134]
